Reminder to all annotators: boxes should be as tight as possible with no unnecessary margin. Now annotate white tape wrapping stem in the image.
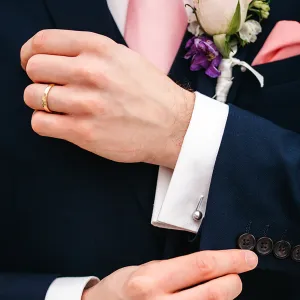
[214,53,264,103]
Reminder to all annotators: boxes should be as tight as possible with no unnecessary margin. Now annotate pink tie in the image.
[125,0,188,73]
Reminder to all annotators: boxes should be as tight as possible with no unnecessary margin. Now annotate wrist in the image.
[149,89,195,169]
[169,89,195,169]
[81,286,96,300]
[81,279,100,300]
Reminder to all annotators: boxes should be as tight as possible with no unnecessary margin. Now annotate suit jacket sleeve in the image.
[0,273,58,300]
[199,104,300,273]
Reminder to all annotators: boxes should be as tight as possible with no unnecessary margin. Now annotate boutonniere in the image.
[185,0,271,103]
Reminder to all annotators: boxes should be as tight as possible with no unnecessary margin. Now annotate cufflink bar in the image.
[192,195,204,221]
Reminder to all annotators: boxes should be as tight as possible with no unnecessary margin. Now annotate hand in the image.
[82,250,258,300]
[21,30,195,169]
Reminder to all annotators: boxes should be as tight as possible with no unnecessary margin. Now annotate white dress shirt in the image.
[45,1,229,299]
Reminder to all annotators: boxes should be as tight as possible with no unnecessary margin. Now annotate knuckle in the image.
[124,275,155,300]
[78,32,114,54]
[75,64,108,87]
[92,98,106,115]
[91,34,115,53]
[194,252,215,277]
[73,99,90,115]
[76,121,96,145]
[82,97,105,115]
[77,65,95,82]
[114,43,130,57]
[205,286,223,300]
[32,30,49,52]
[117,43,129,51]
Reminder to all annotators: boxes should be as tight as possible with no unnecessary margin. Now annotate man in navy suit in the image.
[1,0,300,299]
[0,0,259,299]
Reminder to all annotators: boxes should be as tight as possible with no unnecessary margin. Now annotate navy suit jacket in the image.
[0,0,299,299]
[199,0,300,298]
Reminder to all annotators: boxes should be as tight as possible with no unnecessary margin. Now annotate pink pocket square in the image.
[252,21,300,66]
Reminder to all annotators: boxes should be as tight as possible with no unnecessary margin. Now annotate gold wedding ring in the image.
[42,83,55,113]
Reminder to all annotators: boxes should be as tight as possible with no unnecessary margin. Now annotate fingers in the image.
[31,110,77,141]
[147,250,257,292]
[26,54,75,85]
[21,29,114,69]
[21,30,85,69]
[174,274,243,300]
[24,84,84,114]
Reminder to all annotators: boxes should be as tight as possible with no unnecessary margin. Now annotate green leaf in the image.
[227,1,241,35]
[213,34,231,58]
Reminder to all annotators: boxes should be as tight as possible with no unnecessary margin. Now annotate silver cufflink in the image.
[192,195,204,221]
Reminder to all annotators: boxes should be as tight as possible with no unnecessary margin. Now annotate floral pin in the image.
[185,0,271,103]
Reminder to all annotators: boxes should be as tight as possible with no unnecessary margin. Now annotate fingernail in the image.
[245,251,258,268]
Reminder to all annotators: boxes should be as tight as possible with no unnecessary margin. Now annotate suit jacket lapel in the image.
[226,44,250,104]
[44,0,126,45]
[168,31,216,97]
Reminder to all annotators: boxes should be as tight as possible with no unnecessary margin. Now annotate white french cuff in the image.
[45,277,99,300]
[152,92,229,233]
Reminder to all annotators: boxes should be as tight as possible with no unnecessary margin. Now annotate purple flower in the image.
[185,36,222,78]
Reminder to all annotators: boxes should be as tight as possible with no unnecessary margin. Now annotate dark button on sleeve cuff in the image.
[291,245,300,262]
[256,237,273,256]
[238,233,256,250]
[273,240,291,259]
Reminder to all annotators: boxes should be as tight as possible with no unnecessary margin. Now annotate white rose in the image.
[193,0,251,36]
[239,20,262,43]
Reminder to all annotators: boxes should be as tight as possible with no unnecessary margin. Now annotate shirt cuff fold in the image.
[45,276,99,300]
[152,92,229,233]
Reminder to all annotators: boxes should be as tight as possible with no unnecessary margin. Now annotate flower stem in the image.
[184,4,196,13]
